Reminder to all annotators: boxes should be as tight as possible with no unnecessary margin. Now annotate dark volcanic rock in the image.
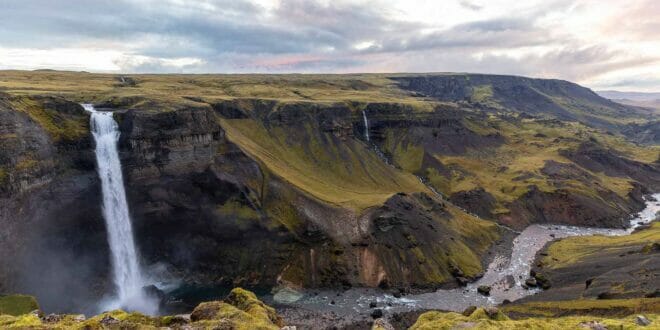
[391,74,641,133]
[0,95,108,314]
[449,188,496,219]
[371,308,384,319]
[503,185,636,230]
[363,103,504,155]
[462,306,477,317]
[477,285,491,296]
[561,141,660,191]
[523,236,659,303]
[524,278,538,288]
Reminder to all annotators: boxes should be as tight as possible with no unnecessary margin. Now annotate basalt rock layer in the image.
[0,71,658,314]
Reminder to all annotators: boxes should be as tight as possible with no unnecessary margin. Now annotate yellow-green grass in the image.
[541,222,660,269]
[0,288,283,330]
[374,204,502,285]
[383,115,651,216]
[0,70,437,112]
[443,207,502,277]
[220,118,428,210]
[7,95,88,142]
[2,69,657,212]
[410,309,659,330]
[0,295,39,316]
[502,298,660,318]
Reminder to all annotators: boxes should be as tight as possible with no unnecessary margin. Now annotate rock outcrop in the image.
[0,288,285,329]
[0,72,658,315]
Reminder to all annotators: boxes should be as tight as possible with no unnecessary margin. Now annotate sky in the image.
[0,0,658,91]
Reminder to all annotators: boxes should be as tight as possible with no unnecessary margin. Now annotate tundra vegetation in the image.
[0,70,658,328]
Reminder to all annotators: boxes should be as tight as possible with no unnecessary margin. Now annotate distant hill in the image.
[597,90,660,101]
[597,90,660,112]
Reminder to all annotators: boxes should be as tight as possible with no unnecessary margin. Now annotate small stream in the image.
[270,193,660,315]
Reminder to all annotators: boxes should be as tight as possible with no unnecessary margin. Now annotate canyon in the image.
[0,71,658,328]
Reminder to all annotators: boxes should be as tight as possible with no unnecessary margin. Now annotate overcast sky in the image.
[0,0,658,91]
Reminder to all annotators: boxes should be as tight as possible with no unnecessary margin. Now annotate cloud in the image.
[0,0,657,91]
[113,55,206,73]
[459,1,483,11]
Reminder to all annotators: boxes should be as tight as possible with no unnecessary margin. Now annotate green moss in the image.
[411,306,660,330]
[81,309,159,328]
[411,247,427,264]
[542,222,660,269]
[226,288,282,326]
[190,288,283,330]
[14,158,38,171]
[220,118,427,210]
[384,130,425,173]
[0,167,7,186]
[4,314,42,328]
[9,96,88,143]
[0,315,17,327]
[217,200,260,220]
[0,295,39,316]
[470,84,494,102]
[502,298,660,318]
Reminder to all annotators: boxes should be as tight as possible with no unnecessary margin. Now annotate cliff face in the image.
[0,94,108,314]
[113,103,501,292]
[0,72,658,314]
[0,97,503,313]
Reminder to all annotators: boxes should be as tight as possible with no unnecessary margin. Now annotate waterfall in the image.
[83,104,156,314]
[362,110,370,142]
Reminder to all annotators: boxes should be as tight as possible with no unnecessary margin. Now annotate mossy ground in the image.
[410,310,659,330]
[383,113,657,215]
[1,70,657,213]
[7,95,88,143]
[0,70,436,111]
[0,295,39,316]
[220,118,427,210]
[0,288,283,329]
[502,298,660,318]
[542,222,660,269]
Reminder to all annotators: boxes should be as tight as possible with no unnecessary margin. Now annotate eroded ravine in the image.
[272,193,660,316]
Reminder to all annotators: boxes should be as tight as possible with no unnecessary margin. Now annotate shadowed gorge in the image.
[0,71,659,329]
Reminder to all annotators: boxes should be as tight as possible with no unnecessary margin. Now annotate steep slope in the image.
[0,89,503,314]
[0,70,658,314]
[524,222,660,302]
[365,104,656,229]
[393,74,655,128]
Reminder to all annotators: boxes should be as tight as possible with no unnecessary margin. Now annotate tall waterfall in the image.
[83,104,156,314]
[362,110,370,142]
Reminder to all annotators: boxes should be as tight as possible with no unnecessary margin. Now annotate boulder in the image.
[372,317,395,330]
[477,285,491,296]
[190,288,284,329]
[483,307,501,319]
[532,272,551,289]
[456,277,470,286]
[273,287,304,304]
[636,315,651,326]
[462,306,477,317]
[525,278,538,287]
[579,321,607,330]
[100,315,119,325]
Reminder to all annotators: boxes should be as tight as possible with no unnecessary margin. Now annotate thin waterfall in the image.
[83,104,156,314]
[362,110,370,142]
